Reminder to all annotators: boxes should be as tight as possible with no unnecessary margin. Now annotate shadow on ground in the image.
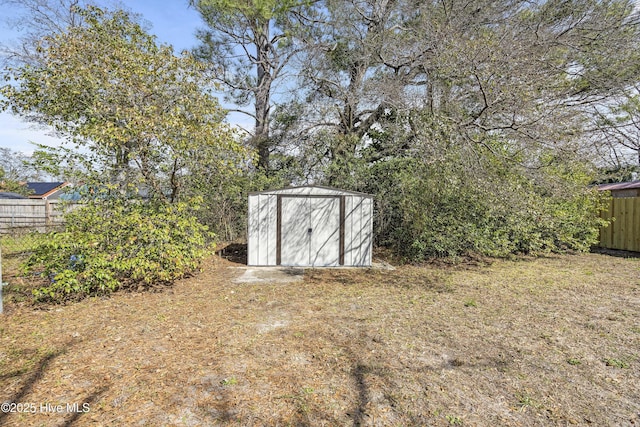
[591,247,640,258]
[0,338,110,426]
[217,243,247,265]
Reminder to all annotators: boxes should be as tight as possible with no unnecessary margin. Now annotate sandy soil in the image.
[0,252,639,426]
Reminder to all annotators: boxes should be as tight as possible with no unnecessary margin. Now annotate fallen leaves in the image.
[0,254,639,426]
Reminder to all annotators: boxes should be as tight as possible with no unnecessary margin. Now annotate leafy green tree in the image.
[0,148,46,195]
[0,148,44,195]
[1,6,244,202]
[0,168,29,195]
[1,6,250,300]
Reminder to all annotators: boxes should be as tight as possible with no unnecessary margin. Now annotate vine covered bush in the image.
[23,198,212,302]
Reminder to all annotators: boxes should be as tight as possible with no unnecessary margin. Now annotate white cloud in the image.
[0,112,64,155]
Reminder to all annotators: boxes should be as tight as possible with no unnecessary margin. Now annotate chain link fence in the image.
[1,225,67,312]
[1,199,69,275]
[2,224,60,271]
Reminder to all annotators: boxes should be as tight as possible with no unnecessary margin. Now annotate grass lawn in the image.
[0,252,639,426]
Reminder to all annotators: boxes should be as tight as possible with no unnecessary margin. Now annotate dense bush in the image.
[184,166,286,242]
[23,198,212,302]
[366,155,609,262]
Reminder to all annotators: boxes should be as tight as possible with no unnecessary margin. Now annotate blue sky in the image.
[0,0,239,155]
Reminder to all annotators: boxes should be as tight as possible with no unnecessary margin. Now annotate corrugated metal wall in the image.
[247,187,373,267]
[344,195,372,266]
[599,197,640,252]
[248,194,278,265]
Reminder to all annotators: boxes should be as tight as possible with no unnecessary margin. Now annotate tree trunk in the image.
[254,21,272,172]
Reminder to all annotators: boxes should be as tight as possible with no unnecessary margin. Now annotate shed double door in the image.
[279,196,341,267]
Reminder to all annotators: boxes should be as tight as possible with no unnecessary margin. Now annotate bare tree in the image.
[293,0,640,176]
[190,0,320,172]
[1,0,87,67]
[593,85,640,169]
[0,0,134,68]
[0,147,43,181]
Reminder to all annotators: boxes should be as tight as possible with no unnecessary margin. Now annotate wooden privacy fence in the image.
[0,200,79,233]
[599,197,640,252]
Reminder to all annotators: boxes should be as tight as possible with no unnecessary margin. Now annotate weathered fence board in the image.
[599,197,640,252]
[0,200,78,233]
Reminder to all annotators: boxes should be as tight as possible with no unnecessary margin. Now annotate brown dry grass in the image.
[0,252,639,426]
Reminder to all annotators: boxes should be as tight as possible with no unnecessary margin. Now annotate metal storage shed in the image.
[248,185,373,267]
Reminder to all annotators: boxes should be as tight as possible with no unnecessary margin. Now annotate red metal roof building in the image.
[597,181,640,198]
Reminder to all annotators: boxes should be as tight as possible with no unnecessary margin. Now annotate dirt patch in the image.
[0,253,639,426]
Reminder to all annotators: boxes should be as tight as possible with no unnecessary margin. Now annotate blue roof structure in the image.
[0,192,28,199]
[26,182,67,197]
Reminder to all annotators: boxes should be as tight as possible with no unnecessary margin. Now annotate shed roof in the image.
[249,185,372,197]
[597,181,640,191]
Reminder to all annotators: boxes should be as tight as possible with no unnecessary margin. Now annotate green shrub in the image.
[366,154,608,262]
[23,198,212,302]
